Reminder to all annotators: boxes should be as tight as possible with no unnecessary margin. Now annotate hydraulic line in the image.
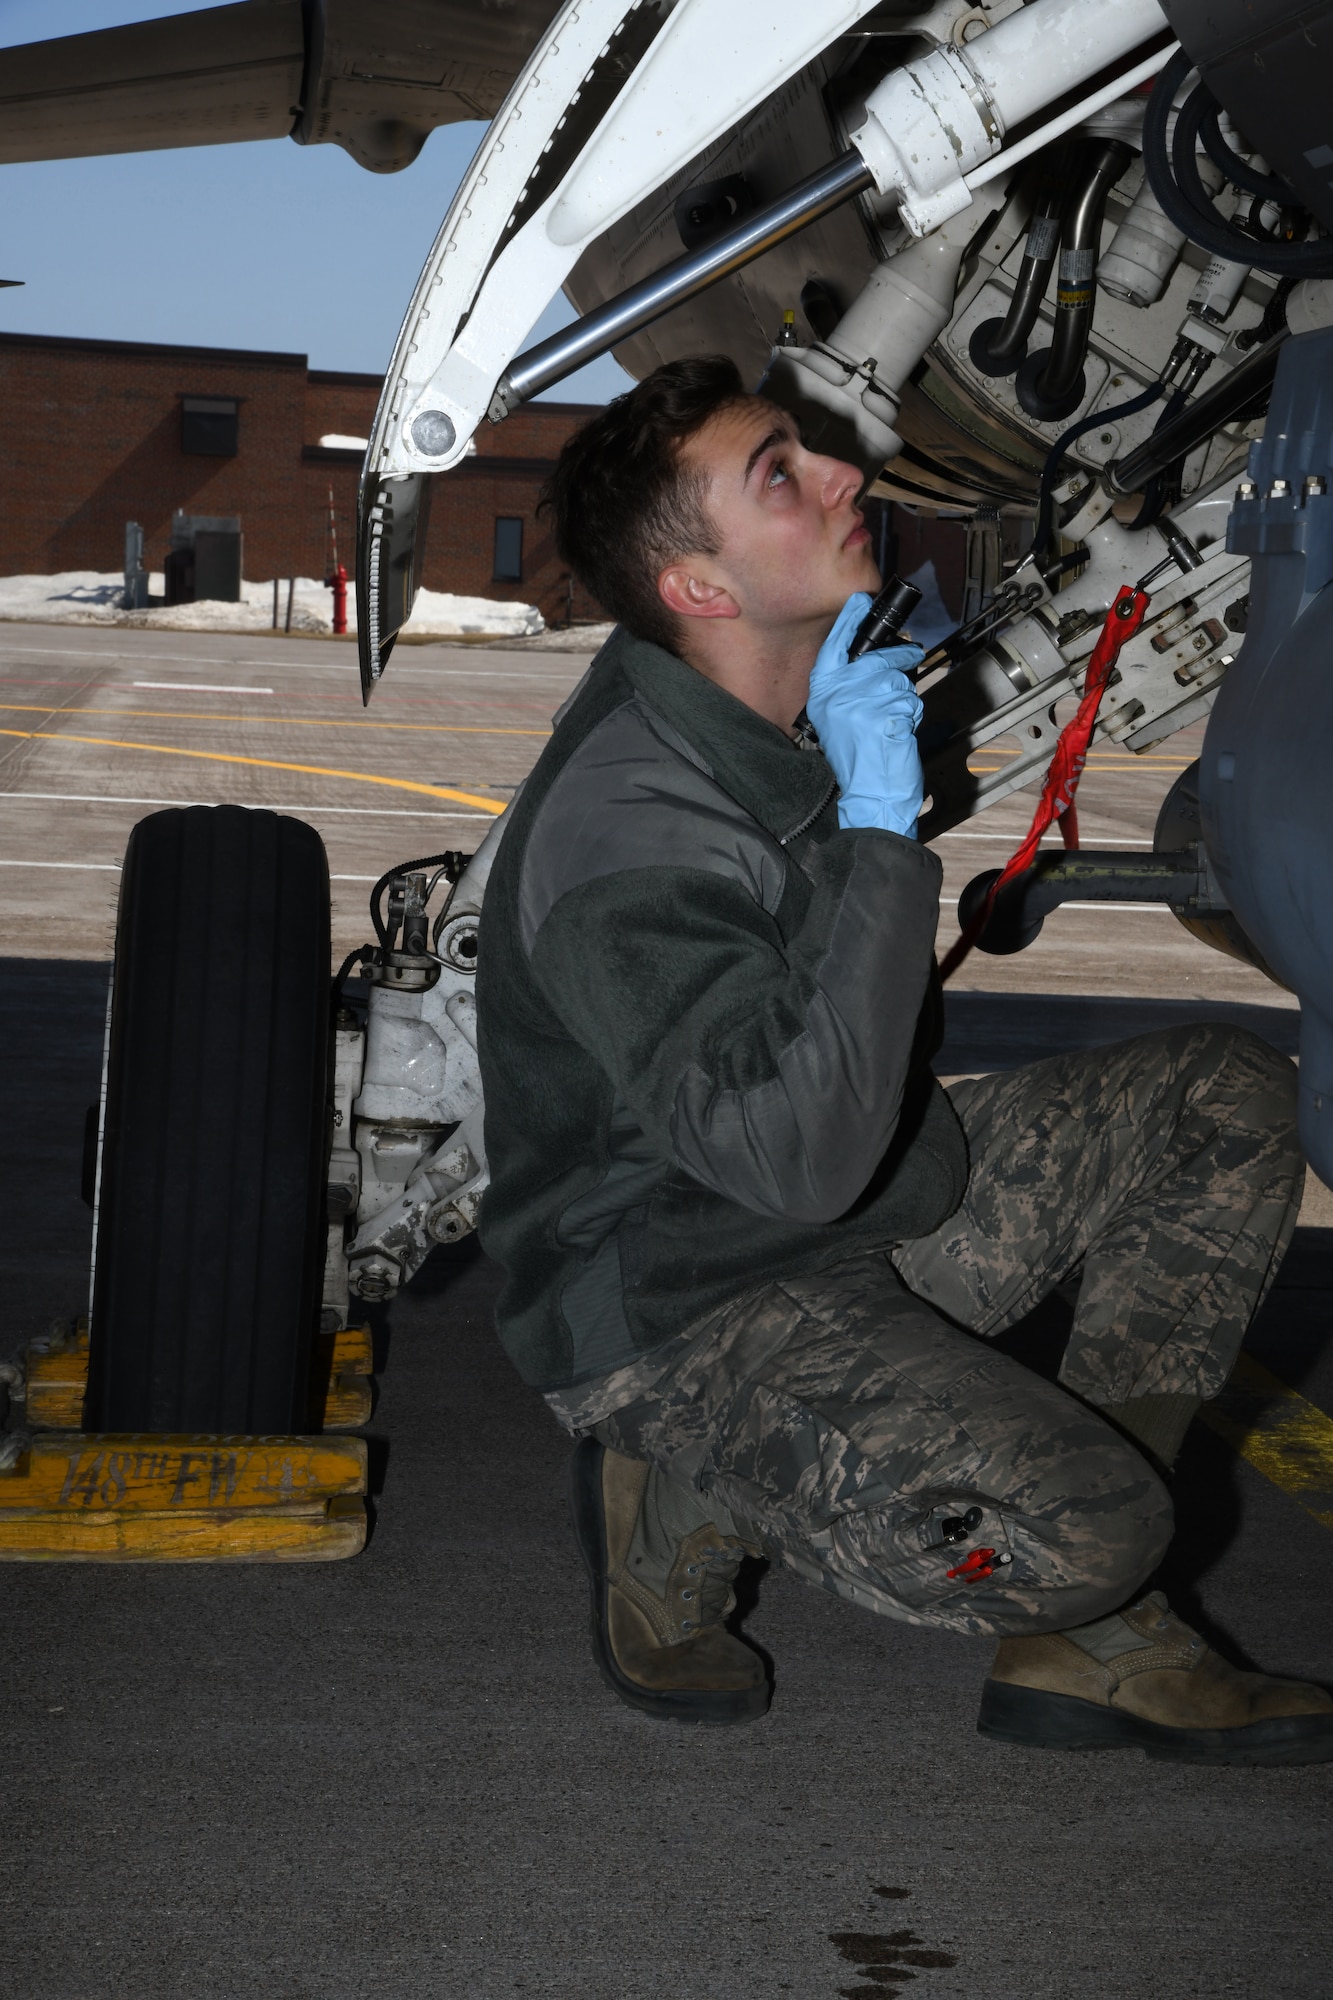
[969,157,1067,377]
[1016,140,1133,423]
[1108,330,1287,494]
[1031,378,1167,559]
[1142,50,1333,276]
[369,850,470,950]
[1125,382,1193,530]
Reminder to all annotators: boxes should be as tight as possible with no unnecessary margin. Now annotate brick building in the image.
[0,329,606,625]
[0,326,969,634]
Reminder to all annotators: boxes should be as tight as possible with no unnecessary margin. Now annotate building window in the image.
[493,516,524,581]
[181,396,239,456]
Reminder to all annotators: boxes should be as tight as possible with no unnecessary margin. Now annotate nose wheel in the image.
[85,804,333,1434]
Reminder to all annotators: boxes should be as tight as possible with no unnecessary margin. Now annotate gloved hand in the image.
[806,592,925,837]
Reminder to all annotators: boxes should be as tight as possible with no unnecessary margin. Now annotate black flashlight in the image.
[848,575,922,660]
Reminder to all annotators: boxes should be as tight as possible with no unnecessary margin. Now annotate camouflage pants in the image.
[594,1025,1303,1636]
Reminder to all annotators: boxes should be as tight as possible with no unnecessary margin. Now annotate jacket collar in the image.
[605,628,835,846]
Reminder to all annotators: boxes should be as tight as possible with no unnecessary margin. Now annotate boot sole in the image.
[569,1437,770,1727]
[978,1677,1333,1766]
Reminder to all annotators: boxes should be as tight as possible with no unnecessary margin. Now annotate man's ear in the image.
[658,563,741,623]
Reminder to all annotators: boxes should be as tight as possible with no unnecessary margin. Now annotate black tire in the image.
[85,806,331,1432]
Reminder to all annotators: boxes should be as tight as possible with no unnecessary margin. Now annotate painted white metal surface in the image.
[852,0,1169,232]
[544,0,881,249]
[366,0,887,483]
[366,0,1175,483]
[335,809,510,1297]
[763,195,1006,469]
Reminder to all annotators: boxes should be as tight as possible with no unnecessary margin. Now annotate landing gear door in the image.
[356,471,433,703]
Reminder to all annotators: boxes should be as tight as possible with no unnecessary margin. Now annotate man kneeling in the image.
[475,357,1331,1764]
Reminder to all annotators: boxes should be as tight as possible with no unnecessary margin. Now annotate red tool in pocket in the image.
[946,1546,1013,1583]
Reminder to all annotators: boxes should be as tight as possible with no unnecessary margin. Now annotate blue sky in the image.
[0,0,632,401]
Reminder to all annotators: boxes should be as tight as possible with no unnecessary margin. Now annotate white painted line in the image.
[939,898,1173,914]
[330,874,380,882]
[0,791,492,819]
[0,857,119,870]
[133,681,274,695]
[937,831,1153,845]
[0,646,582,682]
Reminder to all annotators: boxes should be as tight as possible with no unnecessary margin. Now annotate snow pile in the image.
[403,585,543,639]
[0,571,544,639]
[510,620,616,651]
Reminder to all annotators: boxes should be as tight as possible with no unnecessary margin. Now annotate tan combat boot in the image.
[978,1591,1333,1765]
[570,1437,770,1724]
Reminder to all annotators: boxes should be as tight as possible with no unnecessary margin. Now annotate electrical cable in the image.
[1031,379,1167,561]
[1142,50,1333,276]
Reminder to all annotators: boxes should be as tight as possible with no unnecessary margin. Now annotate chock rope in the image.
[938,583,1152,982]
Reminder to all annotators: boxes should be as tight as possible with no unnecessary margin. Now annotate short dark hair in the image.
[539,355,748,652]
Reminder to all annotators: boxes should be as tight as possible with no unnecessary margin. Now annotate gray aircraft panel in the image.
[0,0,562,174]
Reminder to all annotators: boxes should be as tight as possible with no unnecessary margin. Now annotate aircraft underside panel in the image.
[564,49,1277,519]
[0,0,564,174]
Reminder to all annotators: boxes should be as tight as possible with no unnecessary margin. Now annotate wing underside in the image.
[0,0,559,175]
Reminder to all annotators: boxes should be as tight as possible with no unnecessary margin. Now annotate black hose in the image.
[1196,102,1292,205]
[369,850,470,950]
[1108,330,1287,495]
[1142,50,1333,276]
[1234,274,1295,352]
[1031,379,1166,560]
[1015,140,1132,424]
[1171,85,1248,238]
[1124,385,1191,530]
[969,157,1067,378]
[333,945,377,992]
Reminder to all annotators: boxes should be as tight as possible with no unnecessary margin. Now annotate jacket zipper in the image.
[779,778,836,847]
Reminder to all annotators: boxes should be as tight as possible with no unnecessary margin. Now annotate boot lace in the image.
[678,1539,751,1631]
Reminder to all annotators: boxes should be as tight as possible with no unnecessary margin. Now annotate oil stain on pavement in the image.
[829,1886,958,1994]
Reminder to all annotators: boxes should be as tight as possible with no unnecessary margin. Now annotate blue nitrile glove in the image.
[806,592,925,837]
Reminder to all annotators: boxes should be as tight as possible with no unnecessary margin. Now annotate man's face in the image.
[671,396,881,632]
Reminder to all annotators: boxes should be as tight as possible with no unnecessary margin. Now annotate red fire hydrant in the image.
[327,562,348,635]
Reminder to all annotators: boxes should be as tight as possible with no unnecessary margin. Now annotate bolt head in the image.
[350,1257,396,1301]
[411,409,456,457]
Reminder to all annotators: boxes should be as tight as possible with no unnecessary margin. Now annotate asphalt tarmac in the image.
[1,622,1330,1999]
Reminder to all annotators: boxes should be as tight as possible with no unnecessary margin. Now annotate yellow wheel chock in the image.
[0,1321,376,1562]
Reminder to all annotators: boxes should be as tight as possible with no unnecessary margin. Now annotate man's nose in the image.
[817,454,863,510]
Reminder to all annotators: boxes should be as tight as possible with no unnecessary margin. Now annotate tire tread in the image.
[85,806,330,1432]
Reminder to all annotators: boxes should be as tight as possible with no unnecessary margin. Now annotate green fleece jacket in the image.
[475,628,968,1393]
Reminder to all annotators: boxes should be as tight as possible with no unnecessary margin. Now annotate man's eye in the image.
[767,461,789,488]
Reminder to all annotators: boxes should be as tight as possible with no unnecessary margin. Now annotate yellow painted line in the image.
[1201,1352,1333,1531]
[0,729,505,815]
[969,762,1191,775]
[963,742,1191,760]
[0,700,548,740]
